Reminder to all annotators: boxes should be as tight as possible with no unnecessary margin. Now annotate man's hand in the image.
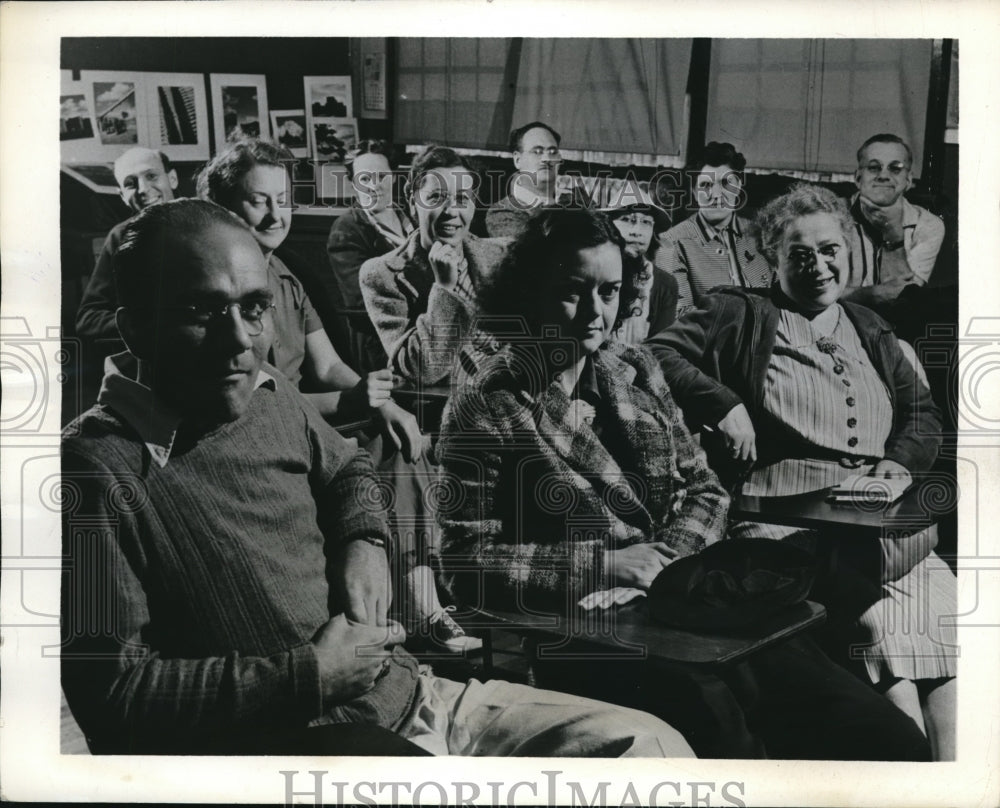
[374,401,431,464]
[868,458,912,483]
[338,540,392,626]
[428,242,467,289]
[311,614,406,703]
[858,195,905,243]
[603,542,678,590]
[716,403,757,463]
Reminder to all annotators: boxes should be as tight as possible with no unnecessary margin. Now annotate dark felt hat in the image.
[648,538,817,631]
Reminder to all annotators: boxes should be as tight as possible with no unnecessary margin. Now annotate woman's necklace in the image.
[808,306,847,377]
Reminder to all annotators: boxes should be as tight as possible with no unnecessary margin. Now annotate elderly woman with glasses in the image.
[648,183,956,759]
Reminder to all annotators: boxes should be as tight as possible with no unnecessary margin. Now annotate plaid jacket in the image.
[437,340,729,613]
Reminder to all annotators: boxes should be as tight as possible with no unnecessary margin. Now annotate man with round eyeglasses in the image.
[486,121,587,238]
[845,133,945,309]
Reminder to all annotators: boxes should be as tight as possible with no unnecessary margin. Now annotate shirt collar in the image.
[97,352,275,468]
[695,211,741,242]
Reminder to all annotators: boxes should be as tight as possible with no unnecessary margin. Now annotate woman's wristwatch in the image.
[882,238,905,252]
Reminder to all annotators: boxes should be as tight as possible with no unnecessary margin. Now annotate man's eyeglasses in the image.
[170,301,276,337]
[861,161,909,176]
[520,146,561,158]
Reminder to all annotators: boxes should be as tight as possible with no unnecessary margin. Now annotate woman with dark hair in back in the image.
[326,140,415,374]
[657,141,773,315]
[360,144,509,386]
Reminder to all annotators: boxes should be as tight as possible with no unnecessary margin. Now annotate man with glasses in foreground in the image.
[60,198,694,757]
[846,133,945,308]
[486,121,584,238]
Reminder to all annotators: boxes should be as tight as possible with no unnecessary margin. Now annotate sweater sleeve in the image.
[303,394,391,550]
[880,332,942,473]
[60,449,324,753]
[644,296,744,427]
[75,230,122,339]
[360,255,474,385]
[647,267,679,335]
[437,391,606,612]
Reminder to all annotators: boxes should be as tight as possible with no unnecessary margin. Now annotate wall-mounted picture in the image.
[144,72,210,160]
[269,109,308,157]
[310,117,358,163]
[93,80,139,145]
[63,71,149,163]
[209,74,269,151]
[304,76,354,162]
[60,94,94,141]
[304,75,353,118]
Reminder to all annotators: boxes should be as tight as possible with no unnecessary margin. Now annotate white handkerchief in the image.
[578,587,646,610]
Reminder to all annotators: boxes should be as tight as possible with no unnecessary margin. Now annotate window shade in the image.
[395,38,516,149]
[706,39,932,175]
[512,38,692,161]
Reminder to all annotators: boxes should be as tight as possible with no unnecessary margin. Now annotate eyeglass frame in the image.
[154,300,277,337]
[517,145,562,158]
[859,160,910,176]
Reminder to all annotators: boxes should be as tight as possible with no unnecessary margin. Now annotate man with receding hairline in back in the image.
[75,146,179,339]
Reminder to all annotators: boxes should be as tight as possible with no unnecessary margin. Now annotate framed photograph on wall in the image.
[60,70,100,162]
[209,73,269,151]
[62,70,150,163]
[304,75,352,118]
[303,75,354,161]
[309,117,357,163]
[143,72,210,161]
[269,109,308,158]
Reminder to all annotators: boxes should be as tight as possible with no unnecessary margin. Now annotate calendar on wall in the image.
[362,51,386,113]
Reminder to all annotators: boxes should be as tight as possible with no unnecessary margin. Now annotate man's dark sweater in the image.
[61,362,419,754]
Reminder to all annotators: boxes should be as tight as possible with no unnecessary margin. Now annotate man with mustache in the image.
[75,147,180,339]
[60,198,694,757]
[486,121,578,239]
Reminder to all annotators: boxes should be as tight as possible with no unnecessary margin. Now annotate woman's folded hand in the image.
[603,542,678,590]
